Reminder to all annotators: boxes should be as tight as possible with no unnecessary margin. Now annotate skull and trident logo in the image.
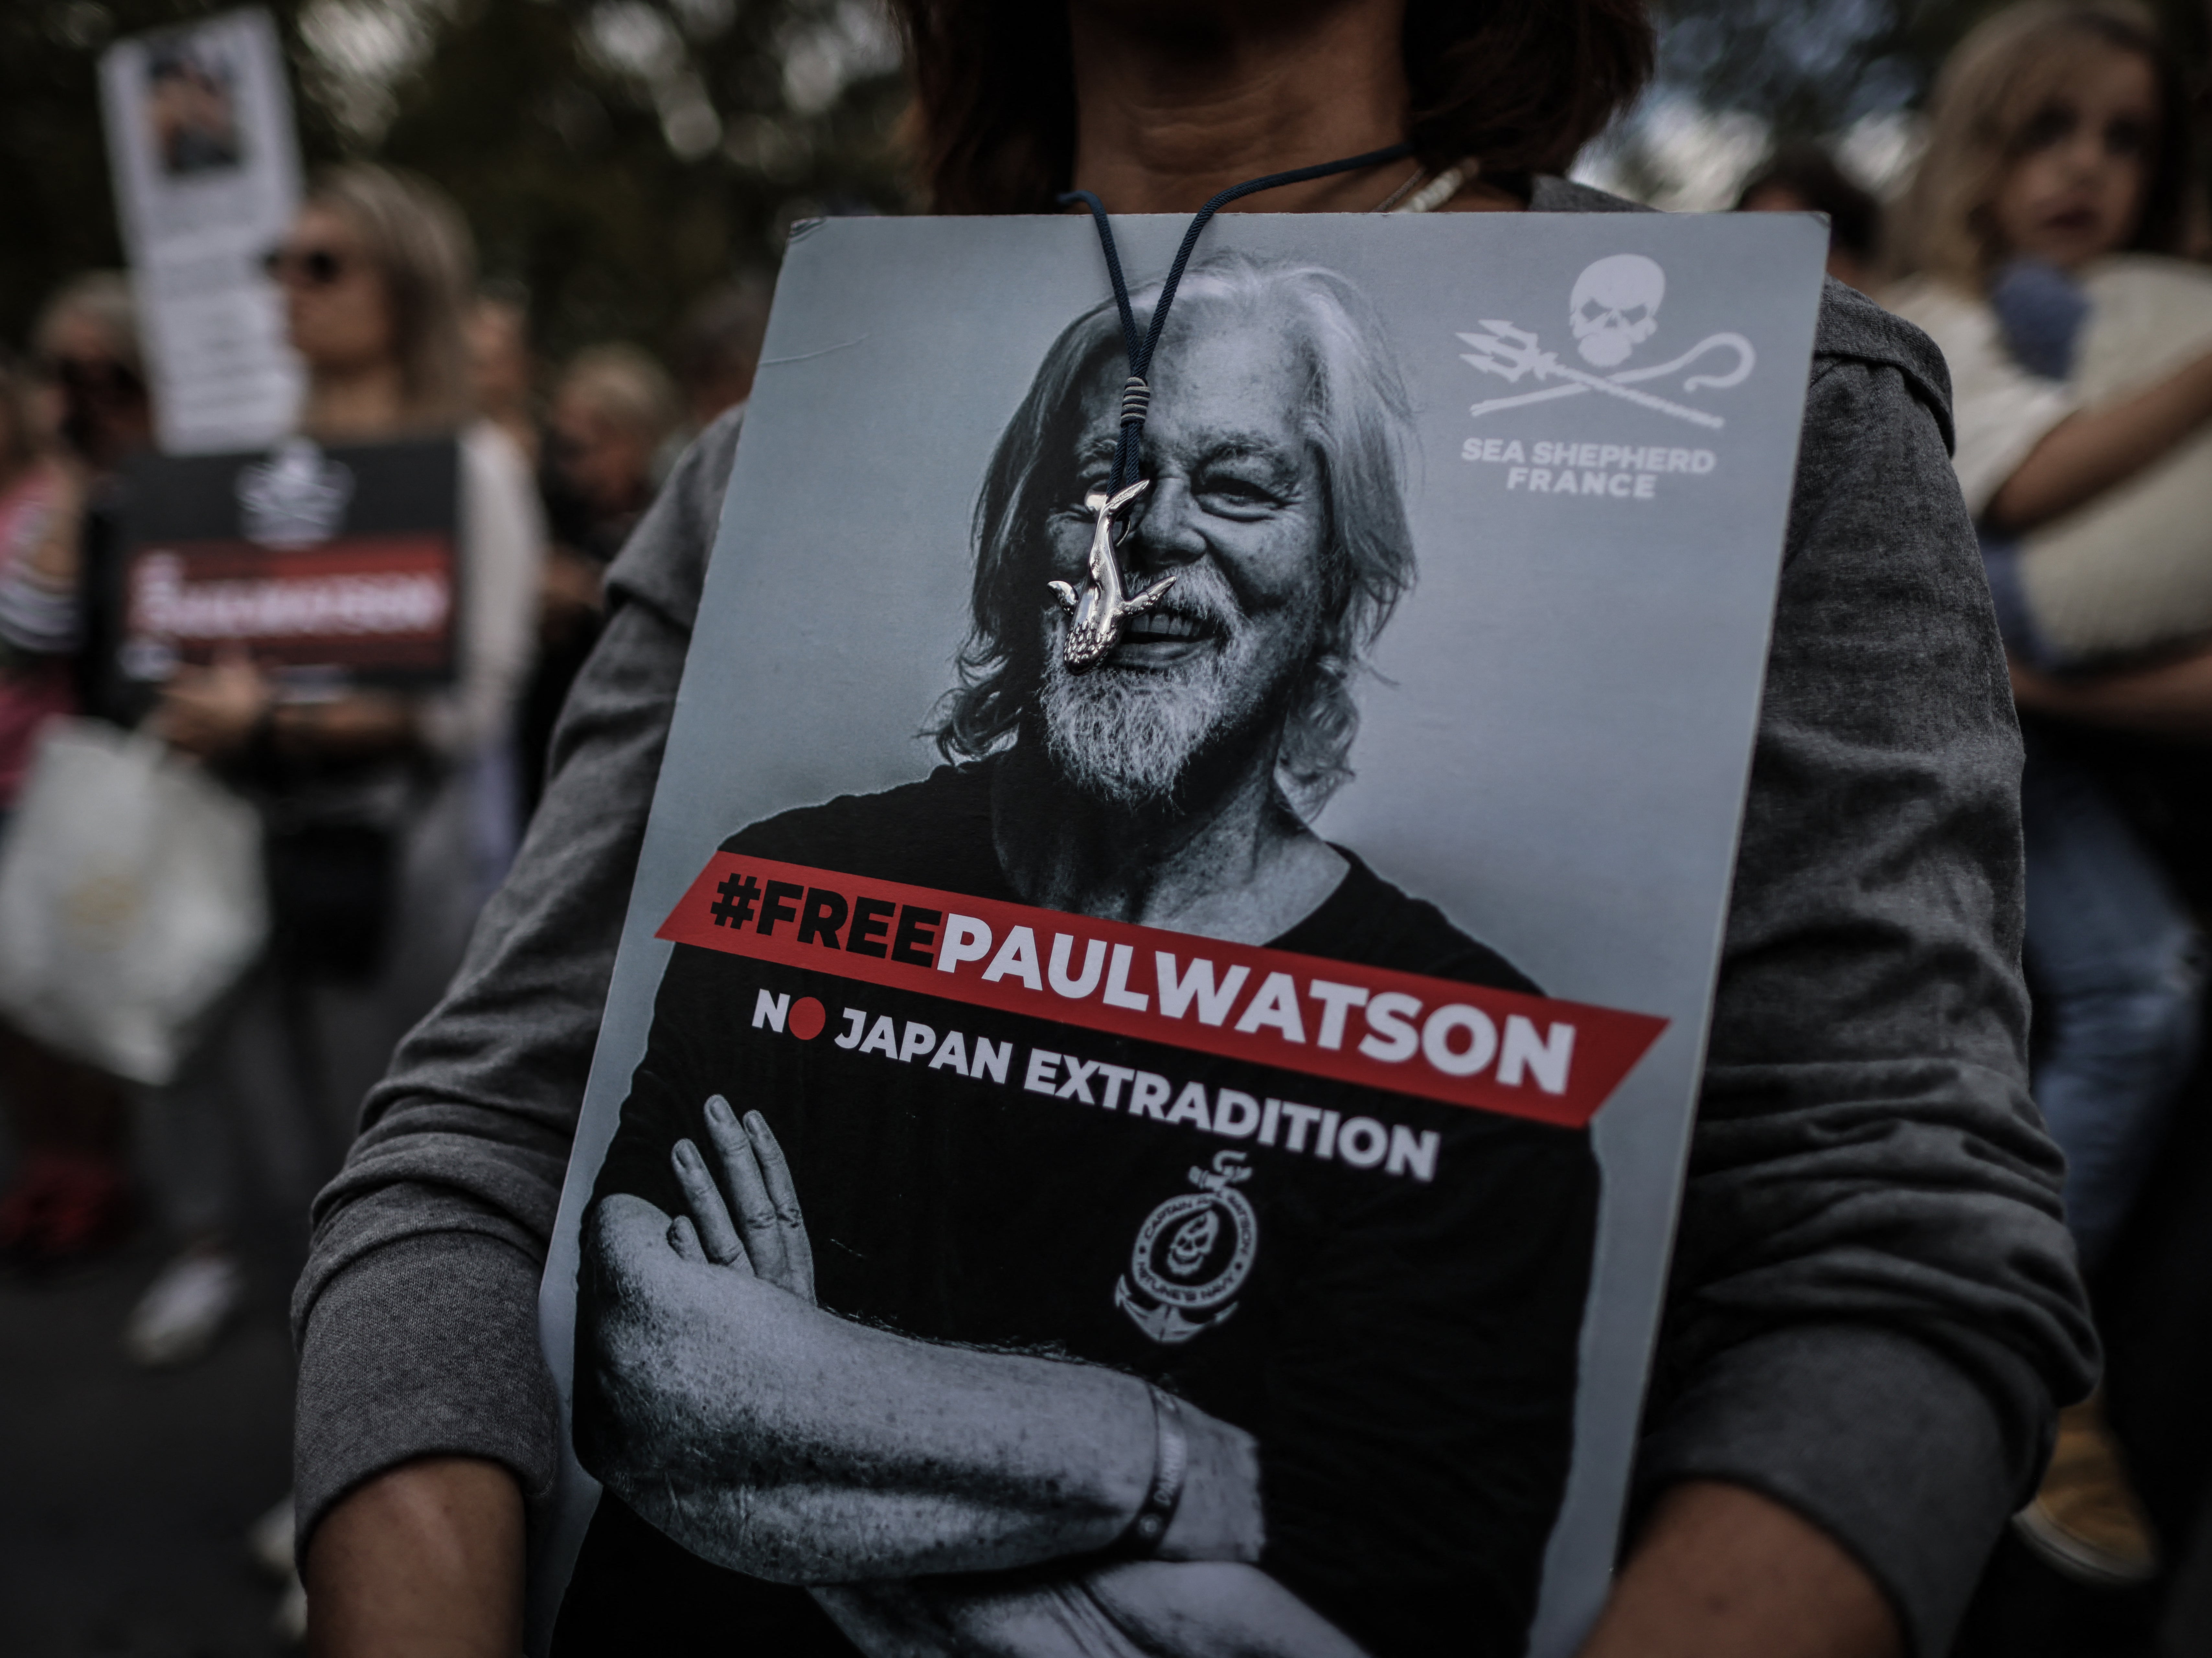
[1115,1151,1259,1346]
[1459,254,1756,429]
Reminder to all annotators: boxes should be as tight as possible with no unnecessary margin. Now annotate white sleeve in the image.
[418,422,546,760]
[1892,284,2077,520]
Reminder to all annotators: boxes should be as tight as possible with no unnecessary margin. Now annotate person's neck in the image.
[991,735,1344,943]
[303,360,408,442]
[1066,0,1414,214]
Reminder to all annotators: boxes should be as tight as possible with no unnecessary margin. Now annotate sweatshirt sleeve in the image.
[1632,349,2098,1655]
[288,280,2096,1657]
[289,408,743,1543]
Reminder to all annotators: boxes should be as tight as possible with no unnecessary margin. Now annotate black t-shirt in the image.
[560,762,1599,1658]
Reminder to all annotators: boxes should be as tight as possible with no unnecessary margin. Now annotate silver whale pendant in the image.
[1048,477,1178,670]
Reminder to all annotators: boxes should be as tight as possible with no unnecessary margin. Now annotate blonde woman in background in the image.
[1888,0,2212,1590]
[129,165,544,1367]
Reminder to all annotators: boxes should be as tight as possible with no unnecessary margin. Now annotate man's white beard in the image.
[1040,647,1234,810]
[1038,570,1304,812]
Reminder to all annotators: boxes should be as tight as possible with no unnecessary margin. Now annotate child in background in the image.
[1890,0,2212,1589]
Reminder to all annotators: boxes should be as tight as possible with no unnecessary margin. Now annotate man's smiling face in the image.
[1036,310,1332,811]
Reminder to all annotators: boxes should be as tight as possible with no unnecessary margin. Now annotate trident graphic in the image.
[1458,323,1755,430]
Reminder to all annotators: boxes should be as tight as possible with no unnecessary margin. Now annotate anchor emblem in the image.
[1114,1152,1258,1346]
[1048,477,1178,671]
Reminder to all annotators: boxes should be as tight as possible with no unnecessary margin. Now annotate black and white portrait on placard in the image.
[562,255,1604,1658]
[143,37,245,178]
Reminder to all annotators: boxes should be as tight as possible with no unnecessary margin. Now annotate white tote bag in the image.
[0,718,267,1084]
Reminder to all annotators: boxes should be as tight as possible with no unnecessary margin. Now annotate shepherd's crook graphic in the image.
[1460,324,1755,428]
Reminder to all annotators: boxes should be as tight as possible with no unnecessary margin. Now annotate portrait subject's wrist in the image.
[1110,1384,1190,1559]
[1154,1403,1265,1563]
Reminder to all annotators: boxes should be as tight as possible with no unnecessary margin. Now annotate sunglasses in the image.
[40,356,144,399]
[262,245,356,287]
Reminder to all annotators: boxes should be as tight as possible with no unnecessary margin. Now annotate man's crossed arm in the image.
[302,1100,1901,1658]
[578,1096,1364,1657]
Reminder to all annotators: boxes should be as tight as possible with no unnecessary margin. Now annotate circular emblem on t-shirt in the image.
[1115,1151,1257,1344]
[788,997,827,1040]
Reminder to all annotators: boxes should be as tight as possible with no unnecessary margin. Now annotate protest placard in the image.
[114,436,459,688]
[98,7,302,454]
[532,209,1827,1657]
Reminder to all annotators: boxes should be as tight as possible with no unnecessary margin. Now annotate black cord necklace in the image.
[1049,143,1413,670]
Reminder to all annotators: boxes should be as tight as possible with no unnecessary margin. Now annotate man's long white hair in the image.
[934,253,1417,819]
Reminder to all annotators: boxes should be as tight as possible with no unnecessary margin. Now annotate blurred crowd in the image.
[3,0,2212,1650]
[1744,6,2212,1642]
[0,172,770,1281]
[0,162,768,1637]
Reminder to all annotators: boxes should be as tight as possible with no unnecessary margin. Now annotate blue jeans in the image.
[2023,731,2205,1269]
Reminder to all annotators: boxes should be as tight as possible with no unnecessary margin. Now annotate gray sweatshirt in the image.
[291,180,2096,1657]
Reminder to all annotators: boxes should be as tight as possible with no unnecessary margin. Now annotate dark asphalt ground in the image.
[0,1143,301,1658]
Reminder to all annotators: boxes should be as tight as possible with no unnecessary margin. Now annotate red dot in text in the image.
[788,997,827,1040]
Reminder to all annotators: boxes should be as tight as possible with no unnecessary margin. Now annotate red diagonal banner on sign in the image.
[657,853,1666,1130]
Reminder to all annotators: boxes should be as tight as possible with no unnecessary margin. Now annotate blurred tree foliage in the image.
[1652,0,2207,141]
[3,0,2206,364]
[373,0,909,360]
[0,0,296,351]
[0,0,907,364]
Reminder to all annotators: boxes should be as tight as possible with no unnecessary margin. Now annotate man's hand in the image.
[578,1103,1263,1584]
[816,1562,1374,1658]
[664,1093,816,1302]
[1575,1481,1902,1658]
[814,1576,1154,1658]
[304,1456,523,1658]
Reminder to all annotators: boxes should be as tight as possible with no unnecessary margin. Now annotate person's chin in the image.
[1044,721,1204,816]
[2030,209,2107,260]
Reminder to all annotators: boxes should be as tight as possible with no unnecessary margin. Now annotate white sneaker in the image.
[249,1493,296,1579]
[125,1251,244,1367]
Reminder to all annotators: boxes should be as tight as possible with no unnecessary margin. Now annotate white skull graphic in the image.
[1166,1207,1219,1279]
[1570,254,1666,368]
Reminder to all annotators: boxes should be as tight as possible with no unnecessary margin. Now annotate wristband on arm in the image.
[1117,1384,1187,1556]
